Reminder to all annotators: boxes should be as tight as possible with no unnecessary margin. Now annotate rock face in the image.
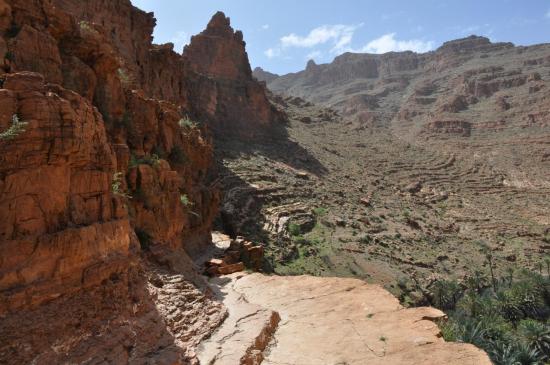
[182,12,285,138]
[0,0,278,363]
[0,0,220,307]
[52,2,284,139]
[199,273,491,365]
[0,71,130,312]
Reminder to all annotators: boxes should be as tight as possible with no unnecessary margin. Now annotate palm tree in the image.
[513,342,542,365]
[431,279,461,310]
[466,270,488,293]
[519,320,550,361]
[477,241,498,291]
[506,267,515,287]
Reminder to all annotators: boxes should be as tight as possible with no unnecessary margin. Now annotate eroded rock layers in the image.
[0,0,279,363]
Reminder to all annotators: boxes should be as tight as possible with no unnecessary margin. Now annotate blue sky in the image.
[131,0,550,75]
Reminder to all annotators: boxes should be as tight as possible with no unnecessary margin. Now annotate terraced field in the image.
[217,96,549,301]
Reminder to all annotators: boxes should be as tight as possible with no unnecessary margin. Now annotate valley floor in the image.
[218,98,550,301]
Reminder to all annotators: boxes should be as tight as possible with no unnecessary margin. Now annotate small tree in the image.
[0,115,28,140]
[111,172,131,198]
[179,117,198,129]
[478,241,498,291]
[180,194,193,207]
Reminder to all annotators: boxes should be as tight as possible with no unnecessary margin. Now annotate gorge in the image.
[0,1,549,364]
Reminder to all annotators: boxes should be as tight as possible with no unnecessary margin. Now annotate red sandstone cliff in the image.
[0,0,280,363]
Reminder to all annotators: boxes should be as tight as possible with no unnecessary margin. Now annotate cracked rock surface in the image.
[201,273,491,365]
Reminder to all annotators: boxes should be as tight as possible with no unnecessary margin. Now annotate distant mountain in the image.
[260,35,550,187]
[253,66,280,83]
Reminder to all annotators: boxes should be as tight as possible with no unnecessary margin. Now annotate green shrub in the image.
[293,235,309,246]
[437,267,550,364]
[288,223,301,236]
[312,207,328,216]
[179,117,198,129]
[111,172,131,198]
[431,279,461,310]
[152,146,166,159]
[518,319,550,358]
[6,23,21,38]
[180,194,193,207]
[129,153,161,168]
[79,21,94,33]
[117,68,131,85]
[4,51,15,62]
[0,115,28,140]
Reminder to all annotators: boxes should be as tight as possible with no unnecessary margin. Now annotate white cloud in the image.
[264,48,280,59]
[359,33,434,54]
[264,23,360,59]
[261,24,270,30]
[170,31,190,53]
[306,50,322,60]
[280,24,361,53]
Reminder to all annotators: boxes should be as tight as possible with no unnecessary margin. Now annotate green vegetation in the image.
[179,117,198,129]
[312,207,328,216]
[180,194,193,207]
[129,153,161,168]
[117,68,131,85]
[152,146,167,159]
[434,267,550,364]
[0,115,28,140]
[111,172,131,198]
[6,23,21,38]
[79,21,97,35]
[288,223,301,236]
[275,212,336,276]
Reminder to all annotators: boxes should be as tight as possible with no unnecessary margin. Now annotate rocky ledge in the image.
[198,273,491,365]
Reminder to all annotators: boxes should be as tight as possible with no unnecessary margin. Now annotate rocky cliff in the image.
[0,1,495,364]
[0,1,279,363]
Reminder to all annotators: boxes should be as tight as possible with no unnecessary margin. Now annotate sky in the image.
[131,0,550,75]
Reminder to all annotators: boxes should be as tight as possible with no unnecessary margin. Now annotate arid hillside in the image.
[239,36,550,293]
[0,1,495,364]
[258,36,550,188]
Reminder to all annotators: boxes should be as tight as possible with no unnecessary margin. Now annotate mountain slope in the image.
[0,1,492,364]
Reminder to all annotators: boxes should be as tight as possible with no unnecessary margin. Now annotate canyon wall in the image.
[0,0,280,363]
[0,0,282,310]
